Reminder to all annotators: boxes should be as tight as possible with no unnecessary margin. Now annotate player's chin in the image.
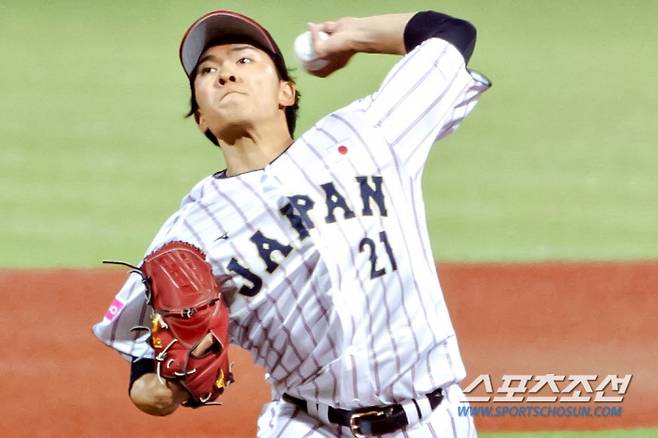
[210,105,246,122]
[213,116,254,137]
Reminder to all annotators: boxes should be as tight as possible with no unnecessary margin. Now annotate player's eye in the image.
[237,57,252,64]
[199,66,217,75]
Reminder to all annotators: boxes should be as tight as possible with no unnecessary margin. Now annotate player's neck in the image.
[219,122,293,177]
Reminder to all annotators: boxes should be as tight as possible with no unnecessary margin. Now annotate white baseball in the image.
[294,30,330,72]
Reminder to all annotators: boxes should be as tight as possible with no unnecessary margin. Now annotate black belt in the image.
[282,388,443,437]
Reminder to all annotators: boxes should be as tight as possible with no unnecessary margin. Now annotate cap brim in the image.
[179,10,279,77]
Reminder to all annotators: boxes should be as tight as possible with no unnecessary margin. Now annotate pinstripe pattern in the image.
[280,150,357,405]
[317,121,419,399]
[325,114,435,391]
[301,134,387,396]
[193,196,291,371]
[236,177,327,399]
[92,36,488,436]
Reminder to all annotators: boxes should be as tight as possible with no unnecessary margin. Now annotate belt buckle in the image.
[349,408,385,438]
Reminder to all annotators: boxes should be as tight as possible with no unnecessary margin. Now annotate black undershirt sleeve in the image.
[129,358,156,393]
[403,11,477,63]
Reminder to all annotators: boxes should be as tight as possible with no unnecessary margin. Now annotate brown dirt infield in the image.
[1,261,656,436]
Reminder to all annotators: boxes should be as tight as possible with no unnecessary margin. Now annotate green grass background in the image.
[1,0,656,266]
[1,2,655,436]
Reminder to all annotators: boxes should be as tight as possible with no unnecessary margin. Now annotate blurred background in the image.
[1,0,657,267]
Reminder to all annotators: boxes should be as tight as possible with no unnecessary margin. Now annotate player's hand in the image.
[307,13,413,77]
[129,373,190,416]
[308,19,358,77]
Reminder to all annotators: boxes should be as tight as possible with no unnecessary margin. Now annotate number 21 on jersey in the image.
[359,230,397,279]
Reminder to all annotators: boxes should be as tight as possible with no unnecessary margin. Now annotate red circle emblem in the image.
[338,145,348,155]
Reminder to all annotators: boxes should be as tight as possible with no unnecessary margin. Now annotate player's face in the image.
[193,44,295,139]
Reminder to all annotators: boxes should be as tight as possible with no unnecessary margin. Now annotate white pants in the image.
[257,384,476,438]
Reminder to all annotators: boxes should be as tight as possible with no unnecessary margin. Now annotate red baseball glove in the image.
[133,241,235,407]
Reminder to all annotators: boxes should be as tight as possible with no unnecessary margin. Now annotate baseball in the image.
[294,30,330,72]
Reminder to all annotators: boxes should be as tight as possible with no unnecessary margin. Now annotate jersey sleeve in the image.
[92,176,216,360]
[356,37,491,175]
[91,202,188,361]
[92,273,153,360]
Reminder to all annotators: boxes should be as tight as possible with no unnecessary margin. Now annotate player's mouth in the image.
[219,90,246,101]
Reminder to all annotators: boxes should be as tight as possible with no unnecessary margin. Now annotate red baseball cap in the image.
[179,10,287,79]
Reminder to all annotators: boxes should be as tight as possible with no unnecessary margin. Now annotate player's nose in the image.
[218,67,237,86]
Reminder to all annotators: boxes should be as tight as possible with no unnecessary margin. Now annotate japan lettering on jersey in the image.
[93,37,490,408]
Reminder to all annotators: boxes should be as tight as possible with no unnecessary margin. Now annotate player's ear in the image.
[194,110,209,133]
[278,80,296,107]
[193,109,220,146]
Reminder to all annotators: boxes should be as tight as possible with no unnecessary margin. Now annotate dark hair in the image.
[185,52,300,147]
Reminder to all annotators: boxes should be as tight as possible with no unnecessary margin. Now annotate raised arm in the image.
[309,11,476,76]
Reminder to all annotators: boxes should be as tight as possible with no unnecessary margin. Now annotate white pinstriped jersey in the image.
[93,38,490,411]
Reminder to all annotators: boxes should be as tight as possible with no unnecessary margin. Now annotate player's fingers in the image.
[309,22,319,44]
[307,23,327,58]
[321,20,337,33]
[309,20,336,33]
[191,333,216,357]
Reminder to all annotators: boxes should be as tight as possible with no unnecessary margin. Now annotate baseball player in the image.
[94,8,490,437]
